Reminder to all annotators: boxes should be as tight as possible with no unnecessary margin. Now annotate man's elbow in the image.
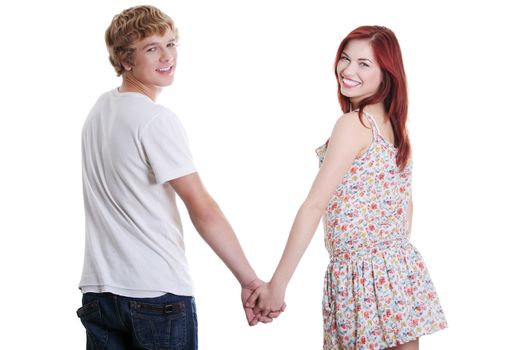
[188,199,222,229]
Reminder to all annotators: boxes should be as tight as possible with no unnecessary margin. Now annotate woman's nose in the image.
[342,62,355,76]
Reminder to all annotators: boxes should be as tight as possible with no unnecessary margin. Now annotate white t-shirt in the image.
[79,88,196,297]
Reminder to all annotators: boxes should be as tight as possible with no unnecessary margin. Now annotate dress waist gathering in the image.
[328,237,409,262]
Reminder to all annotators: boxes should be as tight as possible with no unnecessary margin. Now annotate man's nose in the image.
[160,48,175,62]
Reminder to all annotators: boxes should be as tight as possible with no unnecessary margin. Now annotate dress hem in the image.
[378,325,447,350]
[324,324,447,350]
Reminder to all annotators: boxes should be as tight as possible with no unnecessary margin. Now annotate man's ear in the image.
[121,61,133,72]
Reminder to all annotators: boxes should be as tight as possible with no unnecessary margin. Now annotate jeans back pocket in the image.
[77,300,108,349]
[130,300,187,350]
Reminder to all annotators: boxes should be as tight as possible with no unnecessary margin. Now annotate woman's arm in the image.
[247,112,371,314]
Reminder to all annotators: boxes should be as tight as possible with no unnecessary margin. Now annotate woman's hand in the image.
[246,281,286,318]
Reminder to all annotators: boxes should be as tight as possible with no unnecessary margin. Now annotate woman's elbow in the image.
[300,197,327,216]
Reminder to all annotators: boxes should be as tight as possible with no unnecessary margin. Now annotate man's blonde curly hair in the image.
[105,5,177,76]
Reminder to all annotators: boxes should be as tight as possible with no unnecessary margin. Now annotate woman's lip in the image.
[342,78,360,87]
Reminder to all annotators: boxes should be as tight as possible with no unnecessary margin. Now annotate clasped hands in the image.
[242,278,286,326]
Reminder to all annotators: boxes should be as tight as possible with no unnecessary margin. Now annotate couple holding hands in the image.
[77,5,446,350]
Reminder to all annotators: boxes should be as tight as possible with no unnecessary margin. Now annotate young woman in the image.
[247,26,447,349]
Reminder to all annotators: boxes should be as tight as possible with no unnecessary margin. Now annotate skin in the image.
[247,39,416,347]
[119,30,280,325]
[387,339,419,350]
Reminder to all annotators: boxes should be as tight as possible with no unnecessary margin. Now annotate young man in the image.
[77,5,280,349]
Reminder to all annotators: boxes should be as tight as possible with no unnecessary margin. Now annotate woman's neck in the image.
[352,102,386,120]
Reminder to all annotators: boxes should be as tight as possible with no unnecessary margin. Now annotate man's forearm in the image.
[189,198,257,286]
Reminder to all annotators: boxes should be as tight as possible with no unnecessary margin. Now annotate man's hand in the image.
[246,280,286,319]
[242,278,284,326]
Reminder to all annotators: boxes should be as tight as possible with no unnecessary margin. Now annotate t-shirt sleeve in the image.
[140,110,197,184]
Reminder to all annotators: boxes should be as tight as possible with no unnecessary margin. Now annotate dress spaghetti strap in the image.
[361,110,381,141]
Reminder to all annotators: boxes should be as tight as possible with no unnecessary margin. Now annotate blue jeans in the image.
[77,292,198,350]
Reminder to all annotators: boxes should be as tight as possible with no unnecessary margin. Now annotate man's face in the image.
[123,30,177,88]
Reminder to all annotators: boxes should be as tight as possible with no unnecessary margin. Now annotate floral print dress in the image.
[317,111,447,349]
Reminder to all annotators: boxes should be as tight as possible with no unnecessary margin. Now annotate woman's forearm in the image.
[270,201,324,288]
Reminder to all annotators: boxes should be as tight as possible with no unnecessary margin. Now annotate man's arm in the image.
[169,173,278,324]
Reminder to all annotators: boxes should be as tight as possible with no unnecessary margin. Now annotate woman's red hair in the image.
[335,26,411,169]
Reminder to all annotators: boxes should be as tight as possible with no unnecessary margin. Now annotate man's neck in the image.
[120,75,161,101]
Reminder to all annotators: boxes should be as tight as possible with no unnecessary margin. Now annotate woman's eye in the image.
[359,62,369,67]
[147,47,157,52]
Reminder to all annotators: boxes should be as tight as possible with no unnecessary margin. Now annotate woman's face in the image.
[336,39,383,105]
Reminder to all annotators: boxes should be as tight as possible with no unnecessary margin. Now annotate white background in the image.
[0,0,523,348]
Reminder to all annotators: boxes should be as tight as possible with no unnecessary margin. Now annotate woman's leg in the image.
[388,339,419,350]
